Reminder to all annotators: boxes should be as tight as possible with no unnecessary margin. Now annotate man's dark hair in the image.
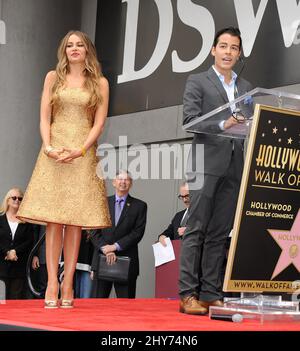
[213,27,242,50]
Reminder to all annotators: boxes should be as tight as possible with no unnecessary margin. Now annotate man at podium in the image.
[179,27,253,315]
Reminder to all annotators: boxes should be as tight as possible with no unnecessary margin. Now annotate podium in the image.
[183,87,300,322]
[155,240,181,299]
[184,87,300,138]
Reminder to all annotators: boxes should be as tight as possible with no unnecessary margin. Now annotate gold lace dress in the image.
[17,87,111,229]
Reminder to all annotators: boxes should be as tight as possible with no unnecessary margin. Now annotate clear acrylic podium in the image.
[183,87,300,139]
[183,87,300,324]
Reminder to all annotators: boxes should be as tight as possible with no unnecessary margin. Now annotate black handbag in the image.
[97,254,131,282]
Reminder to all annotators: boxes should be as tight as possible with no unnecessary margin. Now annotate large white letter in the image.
[234,0,269,56]
[276,0,300,47]
[118,0,173,83]
[172,0,215,73]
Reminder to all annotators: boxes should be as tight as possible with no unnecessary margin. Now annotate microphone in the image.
[233,56,247,118]
[210,313,243,323]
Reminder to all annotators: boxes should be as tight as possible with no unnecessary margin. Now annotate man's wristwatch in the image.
[232,111,245,122]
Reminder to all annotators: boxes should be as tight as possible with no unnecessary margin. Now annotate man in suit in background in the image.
[179,27,253,314]
[158,182,189,246]
[91,170,147,298]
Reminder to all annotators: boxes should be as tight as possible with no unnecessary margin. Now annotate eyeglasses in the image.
[178,194,189,200]
[10,196,23,201]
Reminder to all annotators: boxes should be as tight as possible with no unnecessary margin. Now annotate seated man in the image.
[158,182,189,246]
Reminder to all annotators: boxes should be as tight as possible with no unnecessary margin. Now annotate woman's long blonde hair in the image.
[51,30,103,113]
[0,188,24,215]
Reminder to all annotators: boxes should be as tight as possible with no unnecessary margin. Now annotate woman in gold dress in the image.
[17,31,111,308]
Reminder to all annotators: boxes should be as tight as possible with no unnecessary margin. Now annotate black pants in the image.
[179,152,242,301]
[95,277,137,298]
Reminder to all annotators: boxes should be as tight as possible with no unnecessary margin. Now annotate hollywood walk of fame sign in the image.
[224,104,300,293]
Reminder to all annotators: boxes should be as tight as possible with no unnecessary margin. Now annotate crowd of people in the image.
[0,176,231,305]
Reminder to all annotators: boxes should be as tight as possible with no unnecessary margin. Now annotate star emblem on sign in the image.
[267,209,300,279]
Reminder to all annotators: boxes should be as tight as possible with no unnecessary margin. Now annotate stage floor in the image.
[0,298,299,331]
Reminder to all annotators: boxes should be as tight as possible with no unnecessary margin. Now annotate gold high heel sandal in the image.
[45,284,59,309]
[60,299,74,308]
[44,300,59,309]
[60,283,74,308]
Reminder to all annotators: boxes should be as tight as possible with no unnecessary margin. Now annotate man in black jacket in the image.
[91,170,147,298]
[158,182,189,246]
[179,27,253,314]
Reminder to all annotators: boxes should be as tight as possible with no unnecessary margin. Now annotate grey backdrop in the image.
[1,0,300,298]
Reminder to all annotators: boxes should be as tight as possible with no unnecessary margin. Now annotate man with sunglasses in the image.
[158,182,189,246]
[179,27,253,315]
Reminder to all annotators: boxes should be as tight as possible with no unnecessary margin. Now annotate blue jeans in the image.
[75,270,92,298]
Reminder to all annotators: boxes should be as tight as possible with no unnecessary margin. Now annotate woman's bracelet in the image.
[81,147,87,157]
[44,145,54,156]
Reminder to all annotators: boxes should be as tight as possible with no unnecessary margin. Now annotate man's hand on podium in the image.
[224,115,243,130]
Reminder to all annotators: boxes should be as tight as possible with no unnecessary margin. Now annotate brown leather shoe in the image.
[179,295,208,315]
[198,299,224,309]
